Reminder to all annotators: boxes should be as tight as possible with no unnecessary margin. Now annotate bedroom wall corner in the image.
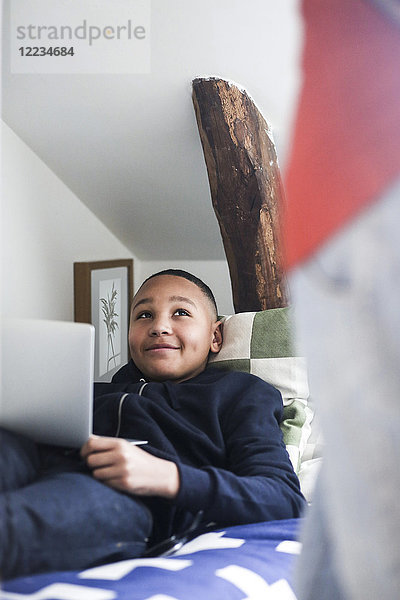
[1,121,139,322]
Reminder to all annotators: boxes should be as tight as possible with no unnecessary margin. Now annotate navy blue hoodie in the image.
[93,361,305,544]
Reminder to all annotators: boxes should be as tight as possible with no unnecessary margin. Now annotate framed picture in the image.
[74,259,134,382]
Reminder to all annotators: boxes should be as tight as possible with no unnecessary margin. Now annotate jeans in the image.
[0,428,153,580]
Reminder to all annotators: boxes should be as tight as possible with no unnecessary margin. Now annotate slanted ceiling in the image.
[2,0,303,260]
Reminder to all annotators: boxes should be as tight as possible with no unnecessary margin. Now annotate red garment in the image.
[284,0,400,269]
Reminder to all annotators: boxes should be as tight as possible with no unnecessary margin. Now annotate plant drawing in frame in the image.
[74,259,133,382]
[100,281,120,373]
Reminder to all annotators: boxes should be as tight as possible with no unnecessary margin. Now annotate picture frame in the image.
[74,259,134,382]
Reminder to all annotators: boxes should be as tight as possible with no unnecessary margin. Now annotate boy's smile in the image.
[129,275,222,383]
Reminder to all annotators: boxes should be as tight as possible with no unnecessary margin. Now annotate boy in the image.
[0,270,304,579]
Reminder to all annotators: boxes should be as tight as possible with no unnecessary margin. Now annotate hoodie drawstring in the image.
[115,382,148,438]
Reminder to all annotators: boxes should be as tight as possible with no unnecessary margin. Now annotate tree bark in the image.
[192,77,289,312]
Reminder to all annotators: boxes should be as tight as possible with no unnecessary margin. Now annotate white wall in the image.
[1,122,138,321]
[1,123,234,321]
[138,260,234,316]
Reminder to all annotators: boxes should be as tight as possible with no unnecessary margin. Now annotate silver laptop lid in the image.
[1,318,95,447]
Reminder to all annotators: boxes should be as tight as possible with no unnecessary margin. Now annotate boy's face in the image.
[129,275,222,383]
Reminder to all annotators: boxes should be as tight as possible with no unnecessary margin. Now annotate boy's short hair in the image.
[140,269,218,319]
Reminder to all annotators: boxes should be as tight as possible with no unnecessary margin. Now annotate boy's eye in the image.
[137,311,152,319]
[174,309,189,316]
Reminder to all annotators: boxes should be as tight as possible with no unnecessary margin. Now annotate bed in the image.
[1,79,322,599]
[2,520,302,599]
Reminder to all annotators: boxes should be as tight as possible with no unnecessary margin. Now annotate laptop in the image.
[1,318,95,448]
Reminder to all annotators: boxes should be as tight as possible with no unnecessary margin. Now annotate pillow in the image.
[208,307,313,474]
[297,396,324,502]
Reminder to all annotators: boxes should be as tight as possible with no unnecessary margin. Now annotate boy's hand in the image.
[80,436,180,499]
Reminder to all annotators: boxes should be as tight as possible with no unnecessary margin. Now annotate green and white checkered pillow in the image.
[208,307,313,473]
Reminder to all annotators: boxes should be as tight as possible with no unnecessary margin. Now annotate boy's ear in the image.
[210,321,223,354]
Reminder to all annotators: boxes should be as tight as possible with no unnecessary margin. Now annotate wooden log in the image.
[192,77,289,313]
